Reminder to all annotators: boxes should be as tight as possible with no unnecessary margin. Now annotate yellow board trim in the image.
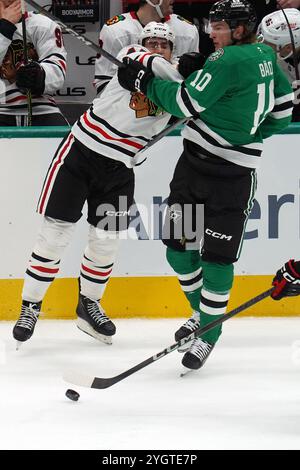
[0,275,300,321]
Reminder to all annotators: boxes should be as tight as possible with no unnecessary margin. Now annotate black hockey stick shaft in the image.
[25,0,123,68]
[21,0,32,126]
[89,287,273,389]
[140,117,188,153]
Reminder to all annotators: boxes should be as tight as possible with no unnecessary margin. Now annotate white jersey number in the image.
[251,80,274,135]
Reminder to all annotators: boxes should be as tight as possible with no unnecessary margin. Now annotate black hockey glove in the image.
[16,61,45,96]
[271,259,300,300]
[118,57,154,94]
[178,52,208,79]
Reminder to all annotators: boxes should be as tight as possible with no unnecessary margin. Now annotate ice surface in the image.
[1,317,300,450]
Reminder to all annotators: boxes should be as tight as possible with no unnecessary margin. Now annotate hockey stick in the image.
[21,0,32,126]
[139,117,188,155]
[63,287,273,389]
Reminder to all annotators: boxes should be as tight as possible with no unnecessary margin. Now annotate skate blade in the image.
[76,319,113,345]
[180,367,194,377]
[15,341,22,351]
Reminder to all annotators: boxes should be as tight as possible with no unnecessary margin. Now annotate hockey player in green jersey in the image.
[118,0,294,371]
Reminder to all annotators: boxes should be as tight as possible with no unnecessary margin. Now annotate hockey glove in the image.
[118,57,154,94]
[178,52,208,79]
[16,61,45,96]
[271,259,300,300]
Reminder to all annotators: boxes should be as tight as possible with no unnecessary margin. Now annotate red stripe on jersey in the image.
[138,53,152,64]
[81,264,112,277]
[31,266,59,274]
[38,133,74,214]
[6,95,27,103]
[82,112,143,150]
[58,59,67,72]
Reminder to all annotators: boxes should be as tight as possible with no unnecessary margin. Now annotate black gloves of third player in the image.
[118,57,154,94]
[16,61,46,96]
[178,52,208,79]
[271,259,300,300]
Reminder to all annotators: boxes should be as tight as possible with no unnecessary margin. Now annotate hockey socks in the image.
[166,247,202,311]
[199,261,233,344]
[22,251,61,302]
[166,247,234,345]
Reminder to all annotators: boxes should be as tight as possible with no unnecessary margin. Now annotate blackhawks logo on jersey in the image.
[0,39,38,83]
[208,48,225,62]
[106,15,125,26]
[129,92,163,118]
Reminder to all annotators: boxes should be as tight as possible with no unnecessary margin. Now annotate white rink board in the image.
[0,133,299,278]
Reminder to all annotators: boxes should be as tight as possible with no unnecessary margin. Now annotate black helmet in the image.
[209,0,257,33]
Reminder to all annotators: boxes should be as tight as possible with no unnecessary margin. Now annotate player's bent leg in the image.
[13,217,76,344]
[182,257,234,370]
[76,226,120,344]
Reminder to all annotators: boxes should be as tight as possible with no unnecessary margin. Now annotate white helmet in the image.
[259,8,300,58]
[140,21,175,49]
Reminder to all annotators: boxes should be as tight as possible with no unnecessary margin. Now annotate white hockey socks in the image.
[79,226,120,301]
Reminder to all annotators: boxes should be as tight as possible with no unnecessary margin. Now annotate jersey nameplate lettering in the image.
[259,61,273,77]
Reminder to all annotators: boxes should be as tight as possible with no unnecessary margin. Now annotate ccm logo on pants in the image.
[205,229,233,241]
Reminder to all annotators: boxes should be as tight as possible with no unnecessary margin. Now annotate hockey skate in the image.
[175,311,200,352]
[181,337,215,374]
[76,294,116,345]
[13,300,42,349]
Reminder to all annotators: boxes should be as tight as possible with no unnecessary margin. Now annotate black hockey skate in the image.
[13,300,42,348]
[76,294,116,345]
[175,311,200,352]
[181,337,215,370]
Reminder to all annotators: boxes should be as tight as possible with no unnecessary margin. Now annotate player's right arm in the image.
[146,53,231,118]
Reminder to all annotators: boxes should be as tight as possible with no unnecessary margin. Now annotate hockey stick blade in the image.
[64,287,273,389]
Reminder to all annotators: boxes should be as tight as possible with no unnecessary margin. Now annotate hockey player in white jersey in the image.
[12,22,182,347]
[94,0,199,95]
[0,0,67,125]
[259,8,300,120]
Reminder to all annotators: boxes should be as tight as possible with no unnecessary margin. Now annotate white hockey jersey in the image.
[0,12,67,115]
[73,45,182,168]
[94,11,199,94]
[279,57,300,85]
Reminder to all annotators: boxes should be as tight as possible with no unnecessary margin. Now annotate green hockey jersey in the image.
[147,43,294,168]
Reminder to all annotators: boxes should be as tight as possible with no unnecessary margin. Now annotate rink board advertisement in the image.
[0,127,300,318]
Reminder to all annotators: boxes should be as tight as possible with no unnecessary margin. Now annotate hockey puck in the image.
[65,389,80,401]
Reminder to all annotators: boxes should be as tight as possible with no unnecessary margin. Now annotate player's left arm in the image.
[259,63,294,139]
